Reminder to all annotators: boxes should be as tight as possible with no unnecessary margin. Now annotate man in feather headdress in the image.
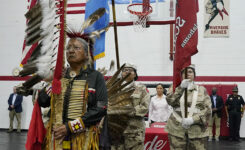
[37,36,108,150]
[110,63,150,150]
[15,0,110,148]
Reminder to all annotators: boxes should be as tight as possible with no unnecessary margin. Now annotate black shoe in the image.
[7,130,13,133]
[234,138,240,142]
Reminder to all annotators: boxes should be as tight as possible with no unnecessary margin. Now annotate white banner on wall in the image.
[204,0,230,38]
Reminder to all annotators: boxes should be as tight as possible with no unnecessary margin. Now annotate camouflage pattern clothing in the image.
[166,84,211,150]
[111,83,150,150]
[168,134,208,150]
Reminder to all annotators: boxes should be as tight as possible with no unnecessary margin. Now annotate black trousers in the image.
[229,111,241,140]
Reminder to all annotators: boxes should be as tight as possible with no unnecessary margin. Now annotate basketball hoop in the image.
[127,3,153,32]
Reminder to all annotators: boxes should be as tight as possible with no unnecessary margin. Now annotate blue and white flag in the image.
[84,0,110,60]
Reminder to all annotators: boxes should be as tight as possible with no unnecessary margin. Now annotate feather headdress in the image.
[66,7,110,68]
[16,0,110,94]
[15,0,64,94]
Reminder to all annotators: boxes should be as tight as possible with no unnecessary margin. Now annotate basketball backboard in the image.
[65,0,175,28]
[109,0,176,26]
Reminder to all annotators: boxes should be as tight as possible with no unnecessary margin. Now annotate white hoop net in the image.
[127,4,152,32]
[130,14,149,32]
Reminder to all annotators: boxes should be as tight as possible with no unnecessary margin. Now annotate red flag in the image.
[173,0,199,90]
[25,102,46,150]
[52,0,66,94]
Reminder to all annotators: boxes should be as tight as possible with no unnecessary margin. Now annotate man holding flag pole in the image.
[165,0,212,149]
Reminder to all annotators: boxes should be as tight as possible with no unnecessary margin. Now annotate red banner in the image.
[144,124,170,150]
[173,0,199,89]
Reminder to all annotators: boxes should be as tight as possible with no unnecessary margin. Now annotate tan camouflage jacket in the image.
[124,83,150,134]
[165,84,212,139]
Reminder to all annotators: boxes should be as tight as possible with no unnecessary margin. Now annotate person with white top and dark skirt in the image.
[148,84,172,125]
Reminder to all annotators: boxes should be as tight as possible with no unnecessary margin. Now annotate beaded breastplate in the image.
[61,78,87,121]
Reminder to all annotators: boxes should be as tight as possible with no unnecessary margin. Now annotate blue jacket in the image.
[210,94,224,117]
[8,93,23,113]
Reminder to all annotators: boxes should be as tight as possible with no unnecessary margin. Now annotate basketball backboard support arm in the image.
[169,0,175,60]
[109,20,175,26]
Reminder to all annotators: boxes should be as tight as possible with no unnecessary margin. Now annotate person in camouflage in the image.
[166,65,212,150]
[111,63,150,150]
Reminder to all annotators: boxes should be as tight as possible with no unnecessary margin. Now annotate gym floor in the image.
[0,130,245,150]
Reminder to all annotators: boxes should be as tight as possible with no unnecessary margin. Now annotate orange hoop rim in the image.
[127,3,153,17]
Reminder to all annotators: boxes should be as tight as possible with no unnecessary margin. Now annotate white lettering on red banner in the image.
[174,16,186,51]
[144,136,167,150]
[181,23,198,48]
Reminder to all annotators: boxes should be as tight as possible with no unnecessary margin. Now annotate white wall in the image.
[195,0,245,76]
[0,81,33,129]
[0,0,245,136]
[0,0,26,75]
[0,0,31,129]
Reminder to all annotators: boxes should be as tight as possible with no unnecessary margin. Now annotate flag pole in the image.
[184,67,188,118]
[111,0,120,69]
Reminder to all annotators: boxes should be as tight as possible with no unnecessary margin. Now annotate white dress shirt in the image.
[12,94,17,105]
[212,95,217,108]
[148,95,172,123]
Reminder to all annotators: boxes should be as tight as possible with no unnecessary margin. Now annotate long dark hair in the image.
[156,83,167,95]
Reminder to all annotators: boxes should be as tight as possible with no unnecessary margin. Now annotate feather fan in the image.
[106,63,137,143]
